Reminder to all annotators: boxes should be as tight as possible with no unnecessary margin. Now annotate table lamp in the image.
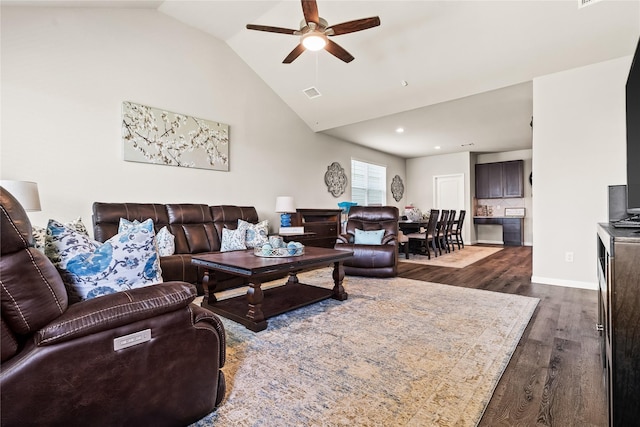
[0,180,41,211]
[275,196,296,227]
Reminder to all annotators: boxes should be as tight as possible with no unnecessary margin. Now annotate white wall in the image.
[405,151,473,244]
[532,56,631,290]
[476,149,533,245]
[0,7,405,234]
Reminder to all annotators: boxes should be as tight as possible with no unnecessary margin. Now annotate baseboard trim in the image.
[530,276,597,290]
[476,239,504,245]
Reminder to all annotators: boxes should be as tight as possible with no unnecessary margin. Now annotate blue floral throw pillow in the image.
[238,219,269,249]
[119,219,175,257]
[46,218,163,302]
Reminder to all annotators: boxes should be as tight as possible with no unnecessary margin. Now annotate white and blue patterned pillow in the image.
[220,223,248,252]
[155,226,175,256]
[32,225,47,252]
[118,219,175,257]
[239,219,269,249]
[32,217,89,253]
[46,218,163,301]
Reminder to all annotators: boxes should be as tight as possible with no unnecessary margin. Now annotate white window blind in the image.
[351,159,386,206]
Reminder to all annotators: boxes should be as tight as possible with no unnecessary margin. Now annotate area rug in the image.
[191,268,538,427]
[400,245,503,268]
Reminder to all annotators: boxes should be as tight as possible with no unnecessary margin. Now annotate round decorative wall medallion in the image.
[324,162,348,197]
[391,175,404,202]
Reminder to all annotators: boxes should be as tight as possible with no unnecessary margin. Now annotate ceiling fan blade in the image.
[246,24,298,35]
[283,44,306,64]
[301,0,319,25]
[324,39,354,63]
[327,17,381,36]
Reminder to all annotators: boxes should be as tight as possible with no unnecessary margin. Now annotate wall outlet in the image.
[565,252,574,263]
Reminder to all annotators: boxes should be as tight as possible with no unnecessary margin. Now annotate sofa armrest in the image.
[336,233,354,244]
[381,234,398,245]
[191,304,226,368]
[36,282,197,346]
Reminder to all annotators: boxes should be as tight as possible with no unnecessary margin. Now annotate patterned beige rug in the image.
[191,268,538,427]
[400,245,504,268]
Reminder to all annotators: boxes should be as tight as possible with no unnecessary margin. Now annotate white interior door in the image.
[434,174,465,211]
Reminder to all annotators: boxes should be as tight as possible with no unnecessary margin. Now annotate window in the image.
[351,159,386,206]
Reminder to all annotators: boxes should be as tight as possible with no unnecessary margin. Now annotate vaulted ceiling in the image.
[6,0,640,158]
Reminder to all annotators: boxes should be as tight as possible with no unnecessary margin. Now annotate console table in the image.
[596,224,640,426]
[473,216,524,246]
[291,208,341,248]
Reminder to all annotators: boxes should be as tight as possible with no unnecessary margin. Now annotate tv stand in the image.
[596,224,640,426]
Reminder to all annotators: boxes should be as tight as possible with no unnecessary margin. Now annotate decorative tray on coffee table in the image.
[254,245,304,258]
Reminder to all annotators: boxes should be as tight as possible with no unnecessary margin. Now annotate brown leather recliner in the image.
[335,206,399,277]
[0,187,226,427]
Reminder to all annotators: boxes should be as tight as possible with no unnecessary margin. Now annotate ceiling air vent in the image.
[303,87,322,99]
[578,0,603,8]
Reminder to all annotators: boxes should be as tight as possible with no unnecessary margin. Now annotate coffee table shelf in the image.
[204,281,333,331]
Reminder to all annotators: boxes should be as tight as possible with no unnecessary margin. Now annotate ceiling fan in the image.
[246,0,380,64]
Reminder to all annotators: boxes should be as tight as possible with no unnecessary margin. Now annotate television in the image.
[626,37,640,216]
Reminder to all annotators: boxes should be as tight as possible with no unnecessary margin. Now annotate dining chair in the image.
[406,209,439,259]
[397,230,410,259]
[445,209,457,252]
[453,210,466,249]
[435,209,450,255]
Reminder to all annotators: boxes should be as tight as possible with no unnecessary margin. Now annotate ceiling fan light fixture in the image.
[302,32,327,51]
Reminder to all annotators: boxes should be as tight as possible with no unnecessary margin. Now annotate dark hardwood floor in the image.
[398,245,607,427]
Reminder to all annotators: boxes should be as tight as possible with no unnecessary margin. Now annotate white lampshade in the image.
[275,196,296,213]
[1,180,41,211]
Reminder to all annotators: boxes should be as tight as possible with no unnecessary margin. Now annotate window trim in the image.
[350,158,387,206]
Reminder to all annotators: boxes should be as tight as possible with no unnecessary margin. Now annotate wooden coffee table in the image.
[191,246,353,332]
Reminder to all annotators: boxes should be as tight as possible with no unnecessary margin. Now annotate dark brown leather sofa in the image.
[1,188,226,426]
[335,206,399,277]
[93,202,259,295]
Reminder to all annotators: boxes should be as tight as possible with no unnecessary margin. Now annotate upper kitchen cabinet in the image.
[475,160,524,199]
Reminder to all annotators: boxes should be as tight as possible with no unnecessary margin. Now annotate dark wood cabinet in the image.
[502,160,524,197]
[597,224,640,426]
[475,163,491,199]
[475,160,523,199]
[291,209,341,248]
[473,217,523,246]
[501,218,524,246]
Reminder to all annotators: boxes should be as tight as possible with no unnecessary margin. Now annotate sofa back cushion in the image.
[210,206,258,246]
[92,202,259,255]
[1,187,68,361]
[92,203,170,242]
[345,206,399,240]
[166,204,216,254]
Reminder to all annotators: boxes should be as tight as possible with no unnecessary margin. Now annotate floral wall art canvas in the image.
[122,101,229,171]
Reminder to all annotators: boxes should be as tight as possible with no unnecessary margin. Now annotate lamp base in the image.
[280,213,292,228]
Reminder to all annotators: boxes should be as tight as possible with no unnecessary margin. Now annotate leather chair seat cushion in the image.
[341,244,396,269]
[344,265,396,278]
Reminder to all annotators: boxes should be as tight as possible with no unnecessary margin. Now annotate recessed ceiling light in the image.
[435,146,441,150]
[396,127,404,133]
[401,80,408,87]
